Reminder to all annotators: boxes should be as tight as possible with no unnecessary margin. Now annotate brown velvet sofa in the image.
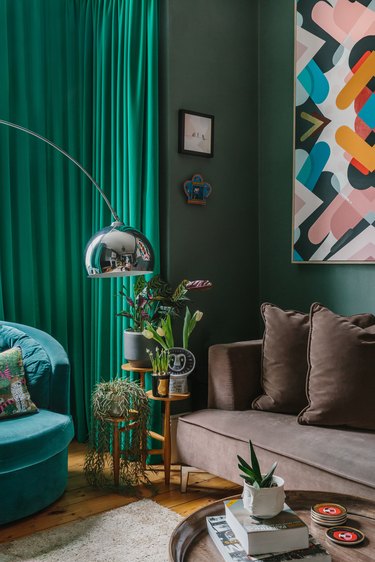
[176,340,375,500]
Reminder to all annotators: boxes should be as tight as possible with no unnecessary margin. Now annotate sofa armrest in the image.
[208,340,262,410]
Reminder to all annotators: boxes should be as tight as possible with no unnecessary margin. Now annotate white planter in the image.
[242,475,285,519]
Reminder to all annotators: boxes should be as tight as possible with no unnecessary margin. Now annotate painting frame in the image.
[292,0,375,264]
[178,109,214,158]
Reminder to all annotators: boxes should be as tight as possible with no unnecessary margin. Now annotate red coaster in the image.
[326,526,365,546]
[312,503,347,518]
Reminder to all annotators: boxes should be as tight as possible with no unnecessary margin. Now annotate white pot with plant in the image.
[142,306,203,394]
[238,440,285,519]
[117,276,211,368]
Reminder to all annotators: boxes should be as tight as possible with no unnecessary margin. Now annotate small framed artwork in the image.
[178,109,214,158]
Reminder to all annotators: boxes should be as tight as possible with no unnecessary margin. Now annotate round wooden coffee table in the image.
[169,490,375,561]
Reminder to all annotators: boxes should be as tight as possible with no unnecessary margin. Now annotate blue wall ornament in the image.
[183,174,212,206]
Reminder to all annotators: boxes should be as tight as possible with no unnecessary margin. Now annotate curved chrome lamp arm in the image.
[0,119,154,278]
[0,119,120,222]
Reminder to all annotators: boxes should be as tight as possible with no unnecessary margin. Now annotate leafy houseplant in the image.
[118,275,211,367]
[238,440,285,518]
[84,379,150,490]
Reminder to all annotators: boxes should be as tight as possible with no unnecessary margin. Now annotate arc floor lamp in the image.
[0,119,155,278]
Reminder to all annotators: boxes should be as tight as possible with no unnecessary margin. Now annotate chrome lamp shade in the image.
[0,119,154,279]
[85,221,154,278]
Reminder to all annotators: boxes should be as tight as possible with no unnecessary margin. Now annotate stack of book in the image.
[206,498,331,562]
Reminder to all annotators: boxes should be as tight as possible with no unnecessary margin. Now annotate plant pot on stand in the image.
[168,347,196,395]
[151,372,170,398]
[123,330,157,368]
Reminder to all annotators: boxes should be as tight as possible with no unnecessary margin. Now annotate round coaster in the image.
[312,503,347,518]
[313,517,347,527]
[326,526,365,546]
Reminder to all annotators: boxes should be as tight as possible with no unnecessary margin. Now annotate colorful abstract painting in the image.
[293,0,375,263]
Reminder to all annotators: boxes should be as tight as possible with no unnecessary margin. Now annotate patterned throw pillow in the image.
[0,347,38,419]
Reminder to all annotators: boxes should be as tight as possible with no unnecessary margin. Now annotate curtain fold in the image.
[0,0,160,442]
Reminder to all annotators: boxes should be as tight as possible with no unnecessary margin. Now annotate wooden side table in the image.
[121,363,149,389]
[120,363,190,486]
[146,390,190,485]
[105,410,141,487]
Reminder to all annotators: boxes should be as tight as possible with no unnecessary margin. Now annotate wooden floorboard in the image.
[0,440,241,544]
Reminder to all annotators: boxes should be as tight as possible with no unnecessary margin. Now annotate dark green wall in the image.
[259,0,375,316]
[159,0,259,406]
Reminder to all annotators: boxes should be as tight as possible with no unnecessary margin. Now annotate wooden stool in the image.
[105,410,142,486]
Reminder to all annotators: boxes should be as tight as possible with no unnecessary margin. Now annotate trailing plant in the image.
[117,275,212,332]
[146,347,170,374]
[238,440,278,489]
[142,307,203,351]
[84,379,151,491]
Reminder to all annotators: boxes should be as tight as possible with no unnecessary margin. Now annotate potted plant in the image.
[143,307,203,394]
[147,347,170,398]
[117,276,211,368]
[84,379,150,489]
[238,440,285,518]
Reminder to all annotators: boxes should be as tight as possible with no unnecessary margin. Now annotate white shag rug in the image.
[0,499,182,562]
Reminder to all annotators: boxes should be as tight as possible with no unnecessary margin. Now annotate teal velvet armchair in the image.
[0,321,74,525]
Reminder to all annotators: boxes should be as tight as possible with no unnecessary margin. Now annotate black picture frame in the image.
[178,109,214,158]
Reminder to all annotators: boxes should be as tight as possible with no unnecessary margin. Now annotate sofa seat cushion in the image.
[0,409,74,474]
[178,410,375,489]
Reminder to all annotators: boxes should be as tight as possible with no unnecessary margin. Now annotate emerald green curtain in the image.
[0,0,160,441]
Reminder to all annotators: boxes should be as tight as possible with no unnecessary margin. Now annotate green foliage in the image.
[117,275,195,332]
[183,307,203,349]
[238,440,278,489]
[146,347,170,374]
[143,307,203,351]
[84,379,151,491]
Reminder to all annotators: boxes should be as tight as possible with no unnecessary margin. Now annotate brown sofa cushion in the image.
[298,303,375,430]
[252,303,310,414]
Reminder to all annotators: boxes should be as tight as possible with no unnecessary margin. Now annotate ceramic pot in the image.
[151,372,170,398]
[169,373,189,395]
[242,475,285,518]
[123,330,156,368]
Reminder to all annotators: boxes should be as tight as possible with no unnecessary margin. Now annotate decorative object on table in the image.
[238,440,285,518]
[0,120,154,277]
[168,347,196,394]
[207,516,329,562]
[325,526,365,547]
[143,306,204,395]
[0,347,38,418]
[178,109,214,157]
[147,348,170,398]
[84,378,150,489]
[293,2,375,263]
[118,276,210,367]
[183,174,212,205]
[311,503,347,527]
[224,499,309,556]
